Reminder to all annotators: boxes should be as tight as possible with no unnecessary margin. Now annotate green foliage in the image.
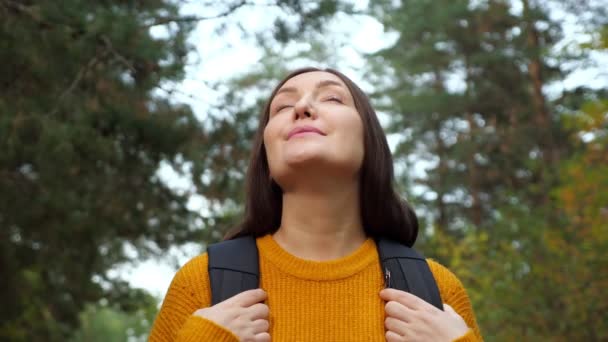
[0,1,207,340]
[553,95,608,340]
[70,293,157,342]
[369,0,567,231]
[0,0,351,339]
[271,0,353,43]
[366,0,607,339]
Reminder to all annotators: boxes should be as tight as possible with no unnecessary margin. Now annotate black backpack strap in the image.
[207,236,260,305]
[376,238,443,310]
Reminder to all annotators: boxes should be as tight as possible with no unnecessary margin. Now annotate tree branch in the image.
[100,35,136,73]
[47,53,106,116]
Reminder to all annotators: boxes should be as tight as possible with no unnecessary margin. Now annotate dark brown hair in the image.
[225,67,419,246]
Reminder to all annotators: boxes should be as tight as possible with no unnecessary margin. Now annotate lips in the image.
[287,125,326,140]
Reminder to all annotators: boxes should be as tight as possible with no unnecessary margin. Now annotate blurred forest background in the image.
[1,0,607,341]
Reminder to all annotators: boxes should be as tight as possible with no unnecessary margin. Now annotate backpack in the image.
[207,236,443,309]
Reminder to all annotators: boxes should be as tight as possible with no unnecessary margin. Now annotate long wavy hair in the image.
[224,67,419,246]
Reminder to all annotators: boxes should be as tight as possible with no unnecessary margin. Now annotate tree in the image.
[366,0,606,339]
[368,0,571,232]
[70,292,158,342]
[0,1,205,339]
[0,0,352,339]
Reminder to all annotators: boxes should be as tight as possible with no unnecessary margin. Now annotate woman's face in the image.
[263,71,364,188]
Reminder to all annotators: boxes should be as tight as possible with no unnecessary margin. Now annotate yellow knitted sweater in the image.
[150,235,483,341]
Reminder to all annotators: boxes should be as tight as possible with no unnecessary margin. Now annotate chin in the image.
[283,144,326,164]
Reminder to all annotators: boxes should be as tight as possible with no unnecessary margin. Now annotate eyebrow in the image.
[275,79,345,97]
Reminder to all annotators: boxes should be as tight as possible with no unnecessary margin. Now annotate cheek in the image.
[327,111,365,169]
[349,115,365,167]
[354,123,365,163]
[263,120,281,161]
[341,113,365,153]
[263,119,276,146]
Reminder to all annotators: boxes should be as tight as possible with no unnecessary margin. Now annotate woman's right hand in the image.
[193,289,270,341]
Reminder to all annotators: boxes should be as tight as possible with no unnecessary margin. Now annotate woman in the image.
[149,67,483,341]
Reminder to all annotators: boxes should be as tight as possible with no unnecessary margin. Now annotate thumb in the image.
[225,289,267,307]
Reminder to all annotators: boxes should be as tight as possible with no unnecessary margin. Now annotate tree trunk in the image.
[522,0,556,206]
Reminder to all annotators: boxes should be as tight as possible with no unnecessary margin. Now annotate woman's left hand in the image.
[379,288,470,342]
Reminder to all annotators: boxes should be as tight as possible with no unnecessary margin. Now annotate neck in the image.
[272,181,366,261]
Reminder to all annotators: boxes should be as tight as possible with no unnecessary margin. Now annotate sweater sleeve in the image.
[427,259,483,342]
[148,253,239,342]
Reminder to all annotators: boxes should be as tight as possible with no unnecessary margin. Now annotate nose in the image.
[293,96,315,120]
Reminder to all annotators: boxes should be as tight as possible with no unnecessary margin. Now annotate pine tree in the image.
[367,0,608,338]
[0,1,204,339]
[0,1,352,339]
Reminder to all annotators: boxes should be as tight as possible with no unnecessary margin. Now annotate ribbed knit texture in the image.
[150,235,483,341]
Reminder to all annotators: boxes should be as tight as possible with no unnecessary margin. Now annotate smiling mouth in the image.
[287,126,326,140]
[288,131,323,139]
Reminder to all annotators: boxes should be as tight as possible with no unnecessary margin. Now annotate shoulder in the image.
[150,253,211,341]
[163,252,211,307]
[425,259,469,302]
[172,252,209,287]
[176,252,209,279]
[426,259,461,284]
[150,253,212,339]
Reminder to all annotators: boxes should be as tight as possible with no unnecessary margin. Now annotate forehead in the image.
[278,71,348,91]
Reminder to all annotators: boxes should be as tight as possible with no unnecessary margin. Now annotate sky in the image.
[117,0,608,300]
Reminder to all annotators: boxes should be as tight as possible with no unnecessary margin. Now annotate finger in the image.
[385,330,403,342]
[254,332,271,342]
[244,303,270,320]
[384,300,415,322]
[385,316,408,336]
[225,289,267,307]
[251,319,270,334]
[380,288,433,311]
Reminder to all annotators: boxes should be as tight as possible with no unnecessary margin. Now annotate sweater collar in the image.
[256,234,378,281]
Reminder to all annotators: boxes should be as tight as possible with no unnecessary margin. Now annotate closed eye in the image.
[275,105,293,113]
[325,96,343,103]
